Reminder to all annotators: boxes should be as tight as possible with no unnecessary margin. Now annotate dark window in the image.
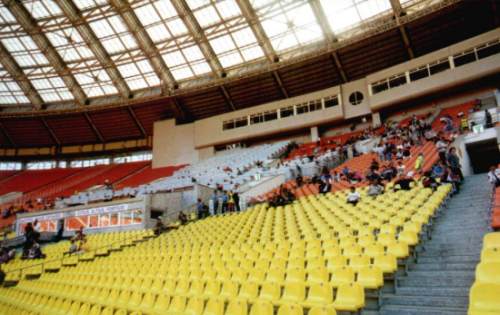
[388,75,407,88]
[280,107,294,118]
[296,104,309,115]
[235,118,248,128]
[409,67,429,81]
[309,100,322,112]
[223,121,235,130]
[324,97,339,108]
[250,114,263,125]
[477,42,500,59]
[349,91,364,105]
[453,51,477,67]
[371,81,388,94]
[429,60,450,75]
[264,111,278,121]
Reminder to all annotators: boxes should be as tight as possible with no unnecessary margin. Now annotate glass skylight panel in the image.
[117,59,160,90]
[257,1,323,52]
[0,69,29,104]
[74,67,117,97]
[162,45,211,80]
[89,15,138,54]
[0,5,16,23]
[320,0,392,33]
[22,0,63,19]
[31,77,74,102]
[193,6,221,28]
[74,0,108,10]
[2,36,50,67]
[46,27,95,63]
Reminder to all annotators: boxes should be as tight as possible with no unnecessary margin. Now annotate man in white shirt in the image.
[488,166,500,187]
[346,187,361,206]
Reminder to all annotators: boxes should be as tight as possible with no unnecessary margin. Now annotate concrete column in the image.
[310,126,319,142]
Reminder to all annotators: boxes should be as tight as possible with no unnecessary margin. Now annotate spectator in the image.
[233,192,240,212]
[178,211,188,225]
[396,161,405,177]
[68,239,79,254]
[227,191,235,212]
[210,192,219,215]
[436,138,448,164]
[73,227,86,242]
[154,219,164,236]
[394,175,415,191]
[447,147,463,181]
[196,198,205,219]
[346,187,361,206]
[367,181,384,197]
[414,153,424,173]
[221,191,228,213]
[488,166,500,187]
[485,109,493,128]
[422,171,439,191]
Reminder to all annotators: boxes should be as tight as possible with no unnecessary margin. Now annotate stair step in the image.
[395,286,470,297]
[381,294,468,308]
[398,275,474,287]
[380,304,467,315]
[408,262,476,271]
[417,255,480,263]
[406,270,475,278]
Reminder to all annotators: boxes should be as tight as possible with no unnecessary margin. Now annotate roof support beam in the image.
[237,0,289,98]
[108,0,178,93]
[220,86,236,111]
[3,0,87,105]
[170,0,225,77]
[273,71,289,98]
[127,106,146,138]
[389,0,415,59]
[57,0,131,99]
[237,0,278,63]
[0,42,43,109]
[308,0,348,82]
[83,112,104,143]
[41,117,60,147]
[0,121,15,147]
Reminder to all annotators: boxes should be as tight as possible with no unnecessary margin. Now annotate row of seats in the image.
[0,285,338,315]
[2,229,153,282]
[469,232,500,315]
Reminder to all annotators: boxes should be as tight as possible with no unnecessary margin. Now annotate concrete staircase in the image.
[379,174,492,315]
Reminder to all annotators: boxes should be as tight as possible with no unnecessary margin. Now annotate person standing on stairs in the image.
[447,147,463,182]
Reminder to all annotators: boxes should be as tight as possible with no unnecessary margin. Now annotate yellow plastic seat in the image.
[203,298,225,315]
[484,233,500,250]
[332,283,365,311]
[469,283,500,315]
[167,295,186,315]
[308,306,337,315]
[481,248,500,263]
[373,254,398,273]
[238,282,259,302]
[348,256,370,272]
[356,266,384,289]
[259,282,281,302]
[326,257,347,271]
[226,299,247,315]
[277,304,303,315]
[286,269,306,283]
[266,269,285,283]
[203,281,222,299]
[185,297,205,315]
[307,268,330,284]
[386,241,410,259]
[304,283,334,308]
[220,281,239,300]
[280,282,306,305]
[249,301,273,315]
[475,263,500,284]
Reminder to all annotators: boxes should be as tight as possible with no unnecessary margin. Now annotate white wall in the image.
[152,119,198,168]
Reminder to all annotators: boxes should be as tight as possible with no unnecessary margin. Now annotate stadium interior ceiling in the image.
[0,0,498,149]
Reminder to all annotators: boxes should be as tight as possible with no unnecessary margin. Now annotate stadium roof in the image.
[0,0,498,148]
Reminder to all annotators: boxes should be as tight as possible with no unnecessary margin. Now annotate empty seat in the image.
[469,283,500,315]
[475,263,500,284]
[304,283,334,308]
[249,301,273,315]
[332,283,365,311]
[277,304,303,315]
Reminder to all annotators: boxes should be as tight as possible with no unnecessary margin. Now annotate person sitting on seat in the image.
[393,175,415,191]
[367,180,384,197]
[178,211,188,225]
[346,187,361,206]
[421,171,439,191]
[68,239,79,254]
